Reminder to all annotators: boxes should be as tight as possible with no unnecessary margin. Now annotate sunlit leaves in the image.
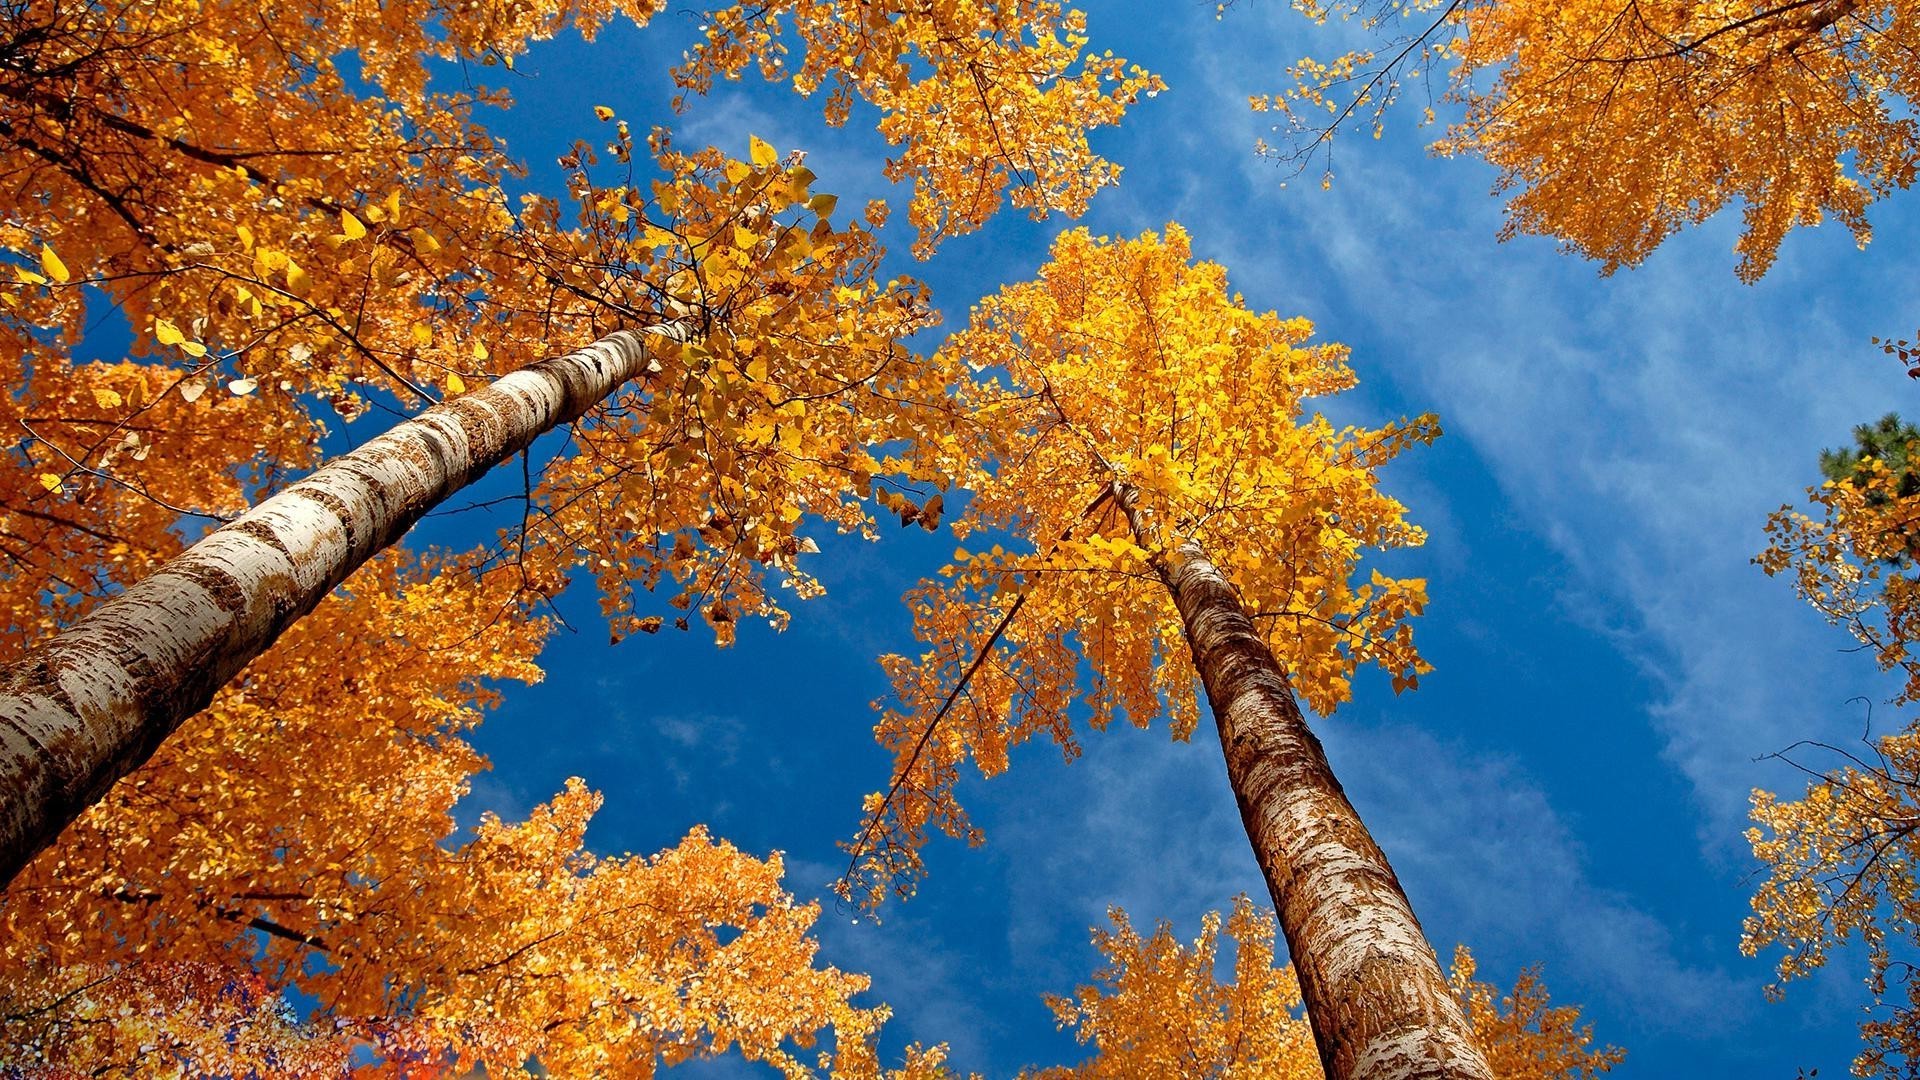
[1262,0,1920,280]
[0,557,901,1078]
[1757,459,1920,706]
[521,135,965,646]
[677,0,1163,256]
[844,225,1435,907]
[1749,452,1920,1078]
[1025,898,1319,1079]
[1028,900,1621,1079]
[37,245,67,284]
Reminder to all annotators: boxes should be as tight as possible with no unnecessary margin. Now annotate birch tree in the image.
[0,0,1157,880]
[844,226,1486,1080]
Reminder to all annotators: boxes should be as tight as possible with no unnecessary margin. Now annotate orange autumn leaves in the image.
[0,554,903,1077]
[1747,456,1920,1079]
[677,0,1162,257]
[1029,898,1620,1080]
[1264,0,1918,280]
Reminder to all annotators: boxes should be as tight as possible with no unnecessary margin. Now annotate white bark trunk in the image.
[0,325,689,886]
[1115,483,1492,1080]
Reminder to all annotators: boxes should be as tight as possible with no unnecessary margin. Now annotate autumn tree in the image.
[1748,425,1920,1078]
[843,226,1485,1080]
[0,548,963,1077]
[1026,898,1622,1079]
[0,0,1158,879]
[1252,0,1916,280]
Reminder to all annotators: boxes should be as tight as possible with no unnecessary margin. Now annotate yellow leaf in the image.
[748,134,778,169]
[91,388,123,409]
[179,340,208,358]
[235,223,254,250]
[471,339,488,361]
[385,189,402,220]
[340,209,367,240]
[12,266,45,286]
[37,473,62,494]
[407,227,441,253]
[153,318,185,346]
[594,105,616,121]
[411,322,432,347]
[446,372,466,394]
[285,258,310,295]
[39,245,69,284]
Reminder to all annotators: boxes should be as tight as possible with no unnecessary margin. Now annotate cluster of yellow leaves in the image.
[677,0,1163,256]
[0,0,1136,591]
[521,131,969,644]
[1024,898,1318,1079]
[1756,457,1920,705]
[1028,897,1621,1079]
[0,0,674,421]
[1747,457,1920,1079]
[843,225,1436,906]
[1,555,917,1077]
[1262,0,1914,280]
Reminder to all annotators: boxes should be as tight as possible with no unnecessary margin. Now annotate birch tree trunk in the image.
[1163,537,1492,1080]
[1114,483,1493,1080]
[0,324,690,887]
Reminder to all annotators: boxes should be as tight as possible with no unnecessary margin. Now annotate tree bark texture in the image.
[1121,479,1492,1080]
[0,324,690,887]
[1163,537,1493,1079]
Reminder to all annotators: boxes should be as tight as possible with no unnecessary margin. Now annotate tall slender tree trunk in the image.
[1114,484,1493,1080]
[0,323,691,887]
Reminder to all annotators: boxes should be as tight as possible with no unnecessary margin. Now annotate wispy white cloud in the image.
[1170,13,1920,854]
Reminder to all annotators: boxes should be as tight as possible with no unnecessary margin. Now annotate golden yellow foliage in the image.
[1025,898,1320,1079]
[844,225,1435,906]
[676,0,1163,256]
[516,133,967,643]
[1262,0,1916,280]
[1757,457,1920,706]
[1748,458,1920,1079]
[0,556,909,1077]
[1026,900,1622,1079]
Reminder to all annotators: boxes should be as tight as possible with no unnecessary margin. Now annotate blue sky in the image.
[401,3,1920,1075]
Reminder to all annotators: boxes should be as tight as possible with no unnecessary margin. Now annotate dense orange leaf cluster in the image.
[1260,0,1917,279]
[0,556,917,1077]
[677,0,1162,257]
